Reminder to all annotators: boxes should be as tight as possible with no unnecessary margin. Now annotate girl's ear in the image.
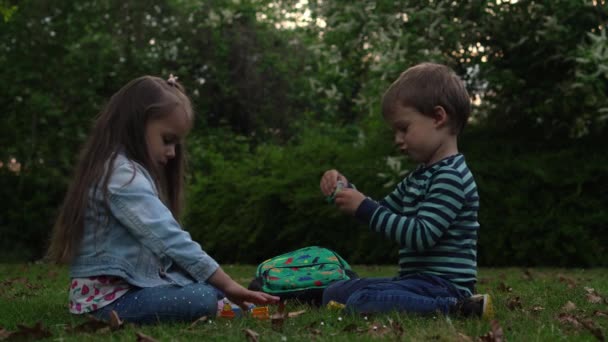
[432,106,449,128]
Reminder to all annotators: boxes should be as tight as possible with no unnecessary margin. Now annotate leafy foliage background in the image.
[1,0,606,266]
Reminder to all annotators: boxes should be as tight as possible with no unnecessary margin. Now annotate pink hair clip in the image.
[167,74,178,85]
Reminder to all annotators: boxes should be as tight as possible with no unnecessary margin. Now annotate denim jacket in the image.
[70,153,219,288]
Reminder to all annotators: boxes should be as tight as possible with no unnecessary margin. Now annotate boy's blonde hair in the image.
[382,63,471,134]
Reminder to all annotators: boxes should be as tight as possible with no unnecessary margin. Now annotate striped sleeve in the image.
[355,169,465,251]
[378,180,407,214]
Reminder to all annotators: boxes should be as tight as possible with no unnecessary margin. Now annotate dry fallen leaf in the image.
[594,310,608,318]
[1,322,52,341]
[584,287,604,304]
[65,315,110,333]
[306,320,320,328]
[558,274,577,289]
[387,318,404,338]
[497,282,512,293]
[109,310,123,331]
[0,327,11,340]
[580,318,605,341]
[531,306,545,313]
[2,278,28,286]
[558,312,606,340]
[308,328,322,336]
[506,296,523,310]
[25,282,44,291]
[557,313,583,329]
[478,278,491,285]
[342,323,359,332]
[136,332,159,342]
[457,332,474,342]
[270,301,287,331]
[288,309,307,318]
[243,328,260,342]
[522,269,534,281]
[561,301,577,312]
[478,320,504,342]
[187,315,208,330]
[367,321,391,338]
[0,277,44,299]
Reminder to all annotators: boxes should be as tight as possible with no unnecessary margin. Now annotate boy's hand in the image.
[320,169,349,196]
[333,188,366,215]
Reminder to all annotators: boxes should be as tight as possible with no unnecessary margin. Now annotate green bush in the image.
[2,0,606,266]
[0,168,66,262]
[184,124,400,265]
[183,126,608,267]
[463,132,608,267]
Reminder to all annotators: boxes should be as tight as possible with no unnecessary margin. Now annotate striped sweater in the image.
[355,154,479,295]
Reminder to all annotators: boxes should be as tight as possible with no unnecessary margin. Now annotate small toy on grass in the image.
[219,300,236,319]
[218,299,255,319]
[327,300,346,310]
[251,306,270,320]
[326,180,345,204]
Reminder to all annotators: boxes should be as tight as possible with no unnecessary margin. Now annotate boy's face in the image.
[387,106,449,166]
[145,109,190,168]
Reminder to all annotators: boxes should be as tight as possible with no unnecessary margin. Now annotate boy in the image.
[320,62,493,319]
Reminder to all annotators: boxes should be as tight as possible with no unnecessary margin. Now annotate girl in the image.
[47,75,279,324]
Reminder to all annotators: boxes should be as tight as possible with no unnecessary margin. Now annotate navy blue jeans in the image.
[322,274,466,314]
[92,283,222,325]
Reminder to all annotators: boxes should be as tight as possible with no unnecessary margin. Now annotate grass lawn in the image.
[0,264,607,341]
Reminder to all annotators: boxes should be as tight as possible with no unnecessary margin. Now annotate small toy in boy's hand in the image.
[326,180,345,204]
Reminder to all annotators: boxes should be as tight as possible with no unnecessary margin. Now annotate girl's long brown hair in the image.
[47,76,193,264]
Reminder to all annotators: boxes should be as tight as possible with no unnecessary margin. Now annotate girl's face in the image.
[145,109,190,168]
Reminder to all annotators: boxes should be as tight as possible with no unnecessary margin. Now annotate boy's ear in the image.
[432,106,448,128]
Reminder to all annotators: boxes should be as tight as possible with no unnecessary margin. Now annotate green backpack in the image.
[248,246,358,305]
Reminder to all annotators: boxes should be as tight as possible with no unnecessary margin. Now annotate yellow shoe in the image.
[457,294,494,319]
[327,300,346,310]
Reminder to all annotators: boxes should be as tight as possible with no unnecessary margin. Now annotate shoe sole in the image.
[481,294,494,320]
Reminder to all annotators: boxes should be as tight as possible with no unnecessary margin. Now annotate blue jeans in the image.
[93,283,222,325]
[322,274,465,314]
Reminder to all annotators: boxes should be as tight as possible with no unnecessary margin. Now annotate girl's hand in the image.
[320,169,349,196]
[333,188,366,215]
[208,268,280,312]
[223,282,280,311]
